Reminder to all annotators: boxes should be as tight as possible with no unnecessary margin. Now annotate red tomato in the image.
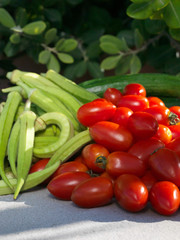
[147,96,165,107]
[141,170,158,192]
[106,151,146,178]
[114,174,148,212]
[103,88,122,106]
[166,137,180,157]
[149,181,180,216]
[127,112,159,141]
[73,154,86,164]
[169,106,180,119]
[77,99,116,127]
[144,106,178,126]
[52,161,89,179]
[148,148,180,187]
[153,124,172,145]
[89,121,133,152]
[110,107,133,127]
[71,176,114,208]
[47,171,91,200]
[82,143,109,173]
[117,95,149,112]
[123,83,146,97]
[168,124,180,140]
[100,171,116,185]
[128,138,165,168]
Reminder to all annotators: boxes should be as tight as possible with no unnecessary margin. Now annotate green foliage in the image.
[1,0,180,80]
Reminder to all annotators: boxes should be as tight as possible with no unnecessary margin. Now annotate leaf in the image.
[169,28,180,40]
[86,40,101,59]
[57,53,74,64]
[64,64,77,80]
[100,34,129,52]
[4,41,19,57]
[44,9,62,23]
[144,19,166,34]
[55,38,65,50]
[15,7,28,27]
[130,55,142,74]
[100,55,122,70]
[152,0,169,11]
[126,2,153,19]
[47,54,60,72]
[0,8,16,28]
[117,30,135,47]
[9,33,20,44]
[0,0,11,7]
[87,61,104,78]
[163,0,180,29]
[23,21,46,35]
[74,61,87,78]
[38,50,51,64]
[56,39,78,52]
[45,28,57,45]
[81,28,104,44]
[134,28,144,48]
[100,42,120,54]
[115,56,132,75]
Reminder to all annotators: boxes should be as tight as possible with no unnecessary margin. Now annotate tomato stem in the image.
[95,156,107,169]
[169,112,180,125]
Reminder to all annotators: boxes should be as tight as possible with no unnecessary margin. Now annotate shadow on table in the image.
[0,188,180,237]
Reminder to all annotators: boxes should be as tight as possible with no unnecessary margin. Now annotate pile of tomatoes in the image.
[35,83,180,216]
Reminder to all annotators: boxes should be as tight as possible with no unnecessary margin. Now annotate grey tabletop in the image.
[0,187,180,240]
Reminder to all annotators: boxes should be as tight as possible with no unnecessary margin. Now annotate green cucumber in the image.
[79,73,180,98]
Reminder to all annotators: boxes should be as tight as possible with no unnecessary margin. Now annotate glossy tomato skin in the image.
[144,106,170,125]
[147,96,165,107]
[117,95,149,112]
[168,124,180,140]
[71,176,114,208]
[106,151,146,178]
[52,161,89,179]
[153,124,172,145]
[141,170,158,192]
[47,172,91,200]
[77,99,116,127]
[110,107,133,128]
[128,138,165,168]
[166,137,180,157]
[149,181,180,216]
[89,121,133,152]
[123,83,146,97]
[82,143,109,173]
[127,112,159,141]
[114,174,148,212]
[103,88,122,106]
[148,148,180,187]
[169,106,180,118]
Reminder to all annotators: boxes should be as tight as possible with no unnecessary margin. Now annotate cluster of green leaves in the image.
[1,0,180,81]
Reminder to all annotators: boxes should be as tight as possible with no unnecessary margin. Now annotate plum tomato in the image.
[166,137,180,157]
[127,112,159,141]
[117,95,149,112]
[110,107,133,127]
[82,143,109,173]
[153,124,172,145]
[141,170,158,192]
[52,161,89,179]
[147,96,165,107]
[123,83,146,97]
[128,138,165,168]
[168,124,180,140]
[114,174,148,212]
[47,171,91,200]
[103,87,122,106]
[71,176,114,208]
[148,148,180,187]
[89,121,133,152]
[106,151,146,178]
[149,181,180,216]
[77,98,116,127]
[169,106,180,119]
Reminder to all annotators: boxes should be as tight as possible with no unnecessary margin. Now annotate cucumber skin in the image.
[79,73,180,99]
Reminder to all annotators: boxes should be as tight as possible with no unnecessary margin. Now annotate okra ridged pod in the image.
[14,110,36,199]
[0,91,22,190]
[34,136,59,148]
[17,81,81,131]
[33,112,74,158]
[7,119,21,177]
[46,129,92,168]
[0,160,60,196]
[45,70,98,103]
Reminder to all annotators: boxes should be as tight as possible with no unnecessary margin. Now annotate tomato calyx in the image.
[95,156,107,170]
[168,112,180,125]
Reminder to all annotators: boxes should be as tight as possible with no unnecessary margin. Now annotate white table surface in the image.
[0,187,180,240]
